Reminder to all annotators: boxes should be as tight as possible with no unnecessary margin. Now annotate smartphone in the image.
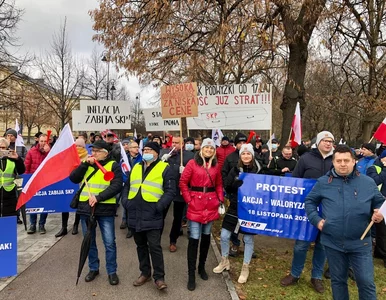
[0,150,11,157]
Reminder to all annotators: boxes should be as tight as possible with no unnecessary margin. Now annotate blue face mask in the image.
[185,144,194,151]
[143,153,154,161]
[271,144,278,150]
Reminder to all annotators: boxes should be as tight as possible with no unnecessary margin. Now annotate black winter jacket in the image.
[292,148,333,179]
[70,158,123,217]
[122,158,176,232]
[221,149,239,182]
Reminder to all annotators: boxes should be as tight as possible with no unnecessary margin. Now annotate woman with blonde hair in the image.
[179,138,224,291]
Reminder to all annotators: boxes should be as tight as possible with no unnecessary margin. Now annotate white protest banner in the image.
[71,110,94,131]
[78,100,132,130]
[187,83,272,130]
[143,108,180,131]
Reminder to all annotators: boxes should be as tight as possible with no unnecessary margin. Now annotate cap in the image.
[144,142,161,154]
[234,133,247,145]
[90,140,110,151]
[272,138,279,144]
[222,136,230,142]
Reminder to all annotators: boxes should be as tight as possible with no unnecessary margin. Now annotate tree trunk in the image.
[27,126,32,145]
[362,120,375,143]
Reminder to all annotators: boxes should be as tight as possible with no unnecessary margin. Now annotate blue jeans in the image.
[220,228,254,264]
[80,215,117,275]
[325,245,376,300]
[189,221,212,239]
[291,237,325,279]
[30,213,48,226]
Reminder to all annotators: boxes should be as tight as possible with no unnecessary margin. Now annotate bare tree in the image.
[83,47,107,100]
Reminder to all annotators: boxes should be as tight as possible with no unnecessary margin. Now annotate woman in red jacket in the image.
[179,138,224,291]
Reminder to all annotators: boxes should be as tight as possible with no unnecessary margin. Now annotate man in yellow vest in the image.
[122,141,176,290]
[69,140,123,285]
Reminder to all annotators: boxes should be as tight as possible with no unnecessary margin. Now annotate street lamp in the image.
[110,79,116,100]
[101,51,110,100]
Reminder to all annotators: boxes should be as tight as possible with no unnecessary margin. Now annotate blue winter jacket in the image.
[305,168,384,252]
[366,158,386,196]
[356,155,376,175]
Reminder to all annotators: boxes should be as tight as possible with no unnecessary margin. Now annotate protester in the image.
[179,138,224,291]
[104,131,121,163]
[366,149,386,267]
[6,128,26,159]
[152,135,162,147]
[70,140,123,285]
[266,146,297,176]
[0,138,25,217]
[306,145,384,300]
[270,138,281,156]
[122,142,175,290]
[213,144,261,284]
[194,138,202,152]
[25,133,50,234]
[216,136,235,172]
[32,131,42,147]
[162,136,194,252]
[280,130,335,293]
[356,143,377,175]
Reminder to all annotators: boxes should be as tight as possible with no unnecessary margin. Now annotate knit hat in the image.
[362,143,376,154]
[6,129,17,138]
[316,131,334,146]
[222,136,230,142]
[34,131,43,138]
[201,138,215,149]
[122,139,131,145]
[185,137,195,144]
[144,142,161,154]
[380,149,386,159]
[75,138,86,148]
[90,140,110,151]
[239,143,255,157]
[234,133,247,145]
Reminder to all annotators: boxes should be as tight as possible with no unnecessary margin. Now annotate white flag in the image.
[14,119,25,147]
[211,129,224,147]
[119,142,130,174]
[134,128,137,140]
[378,201,386,224]
[266,133,276,150]
[138,139,143,155]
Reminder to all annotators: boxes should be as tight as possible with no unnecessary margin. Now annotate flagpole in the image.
[360,221,374,240]
[288,127,293,144]
[368,136,374,143]
[180,118,183,167]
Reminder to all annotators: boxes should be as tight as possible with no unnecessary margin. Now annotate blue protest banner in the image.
[238,173,318,241]
[0,216,17,278]
[22,174,79,214]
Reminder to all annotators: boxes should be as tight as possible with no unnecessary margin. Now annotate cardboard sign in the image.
[74,100,132,130]
[161,82,198,118]
[143,108,180,131]
[187,83,272,130]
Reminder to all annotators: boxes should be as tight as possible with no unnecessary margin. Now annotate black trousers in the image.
[61,212,80,227]
[133,229,165,281]
[169,201,186,244]
[374,221,386,261]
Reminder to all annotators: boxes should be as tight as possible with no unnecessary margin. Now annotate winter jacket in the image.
[292,148,333,179]
[0,156,25,217]
[216,144,235,172]
[221,149,239,181]
[266,156,298,176]
[305,168,384,251]
[108,142,121,163]
[122,159,176,232]
[165,150,195,202]
[70,157,123,217]
[356,155,377,175]
[222,160,262,233]
[180,152,224,224]
[9,142,26,160]
[366,158,386,196]
[24,145,49,174]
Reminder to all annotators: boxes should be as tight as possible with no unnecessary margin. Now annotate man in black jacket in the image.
[266,146,297,176]
[69,140,123,286]
[122,142,176,290]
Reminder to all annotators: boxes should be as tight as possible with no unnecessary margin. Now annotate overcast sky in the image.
[15,0,156,106]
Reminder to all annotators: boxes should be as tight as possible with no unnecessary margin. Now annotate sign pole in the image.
[180,118,183,167]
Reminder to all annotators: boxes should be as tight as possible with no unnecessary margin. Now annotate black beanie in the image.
[362,143,376,154]
[185,137,195,144]
[144,142,161,154]
[234,133,247,145]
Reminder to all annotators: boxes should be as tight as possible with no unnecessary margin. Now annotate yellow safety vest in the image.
[0,160,15,191]
[79,161,116,204]
[374,165,383,190]
[128,161,168,202]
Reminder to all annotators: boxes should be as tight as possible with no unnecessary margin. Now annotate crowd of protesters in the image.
[1,128,386,300]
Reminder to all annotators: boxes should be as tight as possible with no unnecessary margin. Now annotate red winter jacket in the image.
[216,144,235,172]
[25,145,49,174]
[179,153,224,224]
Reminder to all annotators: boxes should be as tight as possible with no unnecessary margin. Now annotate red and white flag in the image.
[119,142,130,174]
[290,102,302,147]
[16,124,80,209]
[374,117,386,144]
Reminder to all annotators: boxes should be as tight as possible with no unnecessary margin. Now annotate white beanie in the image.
[201,138,215,149]
[239,143,255,157]
[316,131,334,146]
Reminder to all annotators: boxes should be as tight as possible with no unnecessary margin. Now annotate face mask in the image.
[143,153,154,161]
[271,144,278,150]
[185,144,194,151]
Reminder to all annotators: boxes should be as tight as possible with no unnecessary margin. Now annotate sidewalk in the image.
[0,206,233,300]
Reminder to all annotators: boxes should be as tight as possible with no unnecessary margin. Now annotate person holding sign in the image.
[213,143,262,284]
[305,145,384,300]
[179,138,224,291]
[0,138,25,217]
[280,130,335,293]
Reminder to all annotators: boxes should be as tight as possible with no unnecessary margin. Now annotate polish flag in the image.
[290,102,302,147]
[119,142,130,174]
[16,124,80,209]
[14,119,25,147]
[374,118,386,144]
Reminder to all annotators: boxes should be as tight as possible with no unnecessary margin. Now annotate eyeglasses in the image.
[130,146,139,149]
[321,140,334,144]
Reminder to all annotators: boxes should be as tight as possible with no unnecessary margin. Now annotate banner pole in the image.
[360,221,374,240]
[180,118,183,166]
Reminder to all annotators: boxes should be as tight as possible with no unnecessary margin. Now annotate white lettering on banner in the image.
[35,190,69,196]
[256,211,293,219]
[242,196,263,204]
[0,243,12,250]
[270,199,305,209]
[255,183,306,195]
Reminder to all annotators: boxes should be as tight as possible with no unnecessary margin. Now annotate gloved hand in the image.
[233,179,243,189]
[161,153,171,162]
[179,166,185,174]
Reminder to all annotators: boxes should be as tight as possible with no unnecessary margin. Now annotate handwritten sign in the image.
[143,108,180,131]
[187,83,272,130]
[161,82,199,118]
[74,100,132,130]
